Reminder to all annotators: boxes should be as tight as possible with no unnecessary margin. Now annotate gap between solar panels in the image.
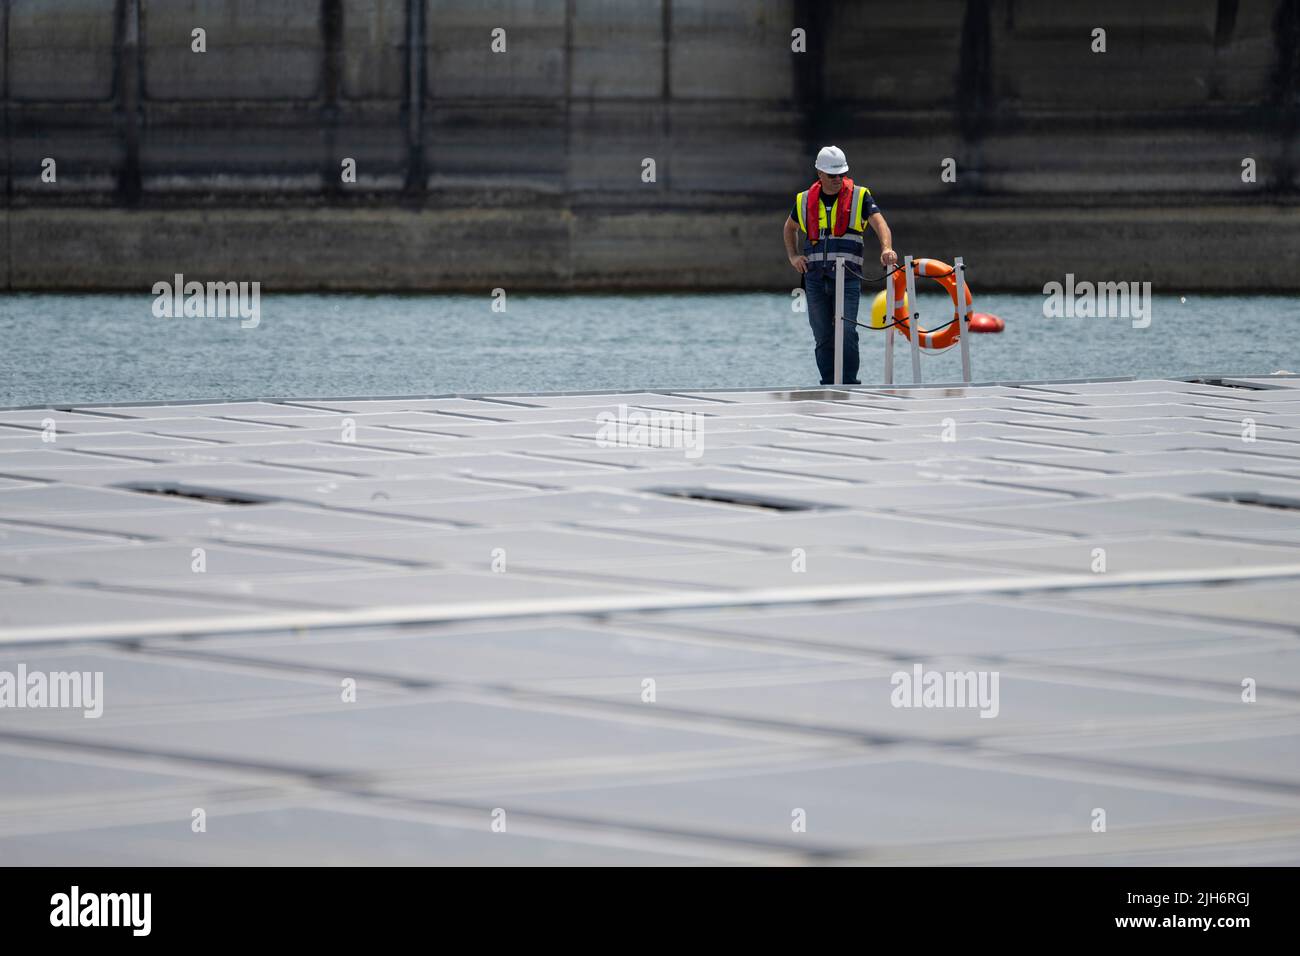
[1196,491,1300,512]
[644,487,841,512]
[114,482,278,506]
[1185,378,1270,391]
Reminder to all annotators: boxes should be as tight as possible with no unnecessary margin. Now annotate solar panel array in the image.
[2,376,1299,864]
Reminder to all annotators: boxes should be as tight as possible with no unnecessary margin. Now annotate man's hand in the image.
[880,247,898,269]
[789,255,808,274]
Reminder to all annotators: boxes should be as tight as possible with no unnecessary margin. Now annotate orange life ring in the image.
[890,258,972,350]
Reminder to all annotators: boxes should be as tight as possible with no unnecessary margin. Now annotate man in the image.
[783,145,897,385]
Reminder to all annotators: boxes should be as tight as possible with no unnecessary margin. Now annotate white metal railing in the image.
[832,254,975,387]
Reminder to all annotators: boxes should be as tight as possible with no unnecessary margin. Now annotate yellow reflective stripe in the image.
[851,187,865,232]
[795,191,807,234]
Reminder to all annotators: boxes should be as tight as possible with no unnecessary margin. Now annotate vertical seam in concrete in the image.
[564,0,574,283]
[322,0,342,199]
[404,0,426,197]
[1272,0,1299,193]
[3,0,10,292]
[660,0,671,101]
[1213,0,1241,51]
[661,0,671,192]
[793,0,826,160]
[564,0,573,189]
[115,0,141,205]
[1210,0,1240,101]
[958,0,992,195]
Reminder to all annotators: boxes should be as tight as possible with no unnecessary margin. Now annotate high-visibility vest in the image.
[795,181,873,278]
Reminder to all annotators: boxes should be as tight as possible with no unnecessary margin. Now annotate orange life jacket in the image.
[804,177,854,243]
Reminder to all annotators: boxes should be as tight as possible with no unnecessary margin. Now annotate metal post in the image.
[904,255,922,385]
[833,256,845,386]
[955,256,972,384]
[884,264,895,385]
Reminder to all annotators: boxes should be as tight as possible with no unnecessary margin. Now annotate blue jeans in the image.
[804,268,862,385]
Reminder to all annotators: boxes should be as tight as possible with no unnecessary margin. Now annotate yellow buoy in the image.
[870,289,907,329]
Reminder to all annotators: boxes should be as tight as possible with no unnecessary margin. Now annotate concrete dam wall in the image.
[2,0,1298,291]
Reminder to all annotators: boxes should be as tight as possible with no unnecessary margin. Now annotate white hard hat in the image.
[815,145,849,174]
